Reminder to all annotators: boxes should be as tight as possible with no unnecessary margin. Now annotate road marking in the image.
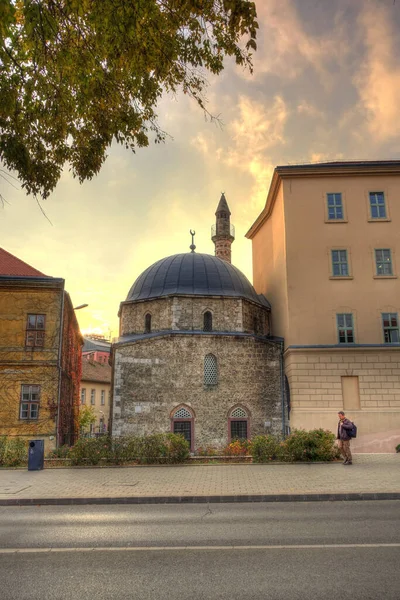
[1,543,400,554]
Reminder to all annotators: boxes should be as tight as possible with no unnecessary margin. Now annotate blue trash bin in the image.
[28,439,44,471]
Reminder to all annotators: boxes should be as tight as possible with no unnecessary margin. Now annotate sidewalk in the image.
[0,454,399,505]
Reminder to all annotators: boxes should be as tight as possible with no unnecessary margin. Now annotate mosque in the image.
[110,194,288,450]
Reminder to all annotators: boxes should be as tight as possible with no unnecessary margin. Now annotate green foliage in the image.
[396,443,400,453]
[78,405,97,432]
[69,436,110,465]
[46,445,71,459]
[0,437,27,467]
[0,0,258,198]
[281,429,340,462]
[196,446,220,457]
[252,435,282,463]
[223,439,252,456]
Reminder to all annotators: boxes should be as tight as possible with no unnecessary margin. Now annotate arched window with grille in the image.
[171,405,194,451]
[203,311,213,332]
[144,313,152,333]
[204,353,218,385]
[228,405,250,441]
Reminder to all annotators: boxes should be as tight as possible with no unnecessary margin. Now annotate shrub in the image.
[281,429,339,462]
[69,437,110,465]
[252,435,282,463]
[165,433,190,463]
[196,446,220,457]
[0,437,27,467]
[47,445,71,459]
[223,439,252,457]
[396,443,400,453]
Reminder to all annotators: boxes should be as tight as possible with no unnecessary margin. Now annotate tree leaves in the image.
[0,0,258,198]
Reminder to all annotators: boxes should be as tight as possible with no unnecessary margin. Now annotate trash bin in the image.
[28,439,44,471]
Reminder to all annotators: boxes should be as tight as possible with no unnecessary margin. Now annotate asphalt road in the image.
[0,501,399,599]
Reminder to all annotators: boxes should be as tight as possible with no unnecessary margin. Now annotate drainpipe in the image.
[56,284,65,448]
[279,340,286,437]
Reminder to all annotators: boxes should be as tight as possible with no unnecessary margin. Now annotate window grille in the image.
[231,407,247,418]
[204,354,218,385]
[369,192,386,219]
[145,313,152,333]
[173,407,192,419]
[203,311,213,331]
[327,193,343,220]
[231,420,248,440]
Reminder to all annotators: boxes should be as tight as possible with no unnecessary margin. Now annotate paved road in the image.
[0,501,399,599]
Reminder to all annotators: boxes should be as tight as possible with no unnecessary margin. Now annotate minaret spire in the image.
[211,192,235,263]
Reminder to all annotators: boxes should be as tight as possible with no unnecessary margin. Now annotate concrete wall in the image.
[286,348,400,452]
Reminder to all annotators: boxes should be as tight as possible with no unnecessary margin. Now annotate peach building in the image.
[246,161,400,452]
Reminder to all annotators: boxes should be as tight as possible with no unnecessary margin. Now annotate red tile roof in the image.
[0,248,49,277]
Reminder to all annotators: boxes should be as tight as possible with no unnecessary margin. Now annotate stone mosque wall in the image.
[112,334,283,448]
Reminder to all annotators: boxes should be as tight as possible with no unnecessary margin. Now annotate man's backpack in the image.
[347,422,357,438]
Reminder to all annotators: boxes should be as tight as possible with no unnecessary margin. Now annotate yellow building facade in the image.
[247,161,400,452]
[0,249,82,450]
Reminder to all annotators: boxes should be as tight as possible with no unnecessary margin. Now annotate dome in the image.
[126,253,269,307]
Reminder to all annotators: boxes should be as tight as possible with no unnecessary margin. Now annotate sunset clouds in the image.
[1,0,400,337]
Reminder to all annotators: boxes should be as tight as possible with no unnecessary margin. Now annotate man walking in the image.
[337,411,353,465]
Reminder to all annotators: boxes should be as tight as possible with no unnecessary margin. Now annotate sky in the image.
[1,0,400,339]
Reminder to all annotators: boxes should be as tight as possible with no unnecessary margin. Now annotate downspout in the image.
[56,285,65,448]
[280,341,286,437]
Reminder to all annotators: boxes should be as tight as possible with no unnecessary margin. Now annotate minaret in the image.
[211,193,235,263]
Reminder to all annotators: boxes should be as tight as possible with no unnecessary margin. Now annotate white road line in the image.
[1,543,400,554]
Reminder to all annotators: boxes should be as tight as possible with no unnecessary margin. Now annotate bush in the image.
[69,437,110,466]
[165,433,190,463]
[396,443,400,453]
[252,435,282,463]
[47,445,71,459]
[196,446,220,457]
[223,439,252,457]
[0,437,27,467]
[281,429,339,462]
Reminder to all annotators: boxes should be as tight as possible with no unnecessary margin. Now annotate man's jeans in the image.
[338,440,352,462]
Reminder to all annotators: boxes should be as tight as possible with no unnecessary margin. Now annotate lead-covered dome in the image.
[126,253,269,307]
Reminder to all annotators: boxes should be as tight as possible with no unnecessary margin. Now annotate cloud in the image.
[354,2,400,142]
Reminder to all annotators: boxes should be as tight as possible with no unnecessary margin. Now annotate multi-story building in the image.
[80,359,111,434]
[246,161,400,452]
[0,248,82,450]
[82,336,111,364]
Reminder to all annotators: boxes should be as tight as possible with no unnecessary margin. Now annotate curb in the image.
[1,492,400,506]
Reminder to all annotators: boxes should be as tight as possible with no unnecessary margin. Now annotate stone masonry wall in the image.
[112,334,282,448]
[120,297,270,336]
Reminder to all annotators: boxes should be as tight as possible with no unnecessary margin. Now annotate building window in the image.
[171,405,194,451]
[20,385,40,420]
[145,313,152,333]
[382,313,399,343]
[327,193,343,220]
[228,406,250,441]
[203,311,213,331]
[25,314,46,347]
[331,250,349,277]
[337,313,354,344]
[90,389,96,405]
[204,353,218,385]
[81,388,86,405]
[101,390,105,405]
[369,192,386,219]
[375,249,393,276]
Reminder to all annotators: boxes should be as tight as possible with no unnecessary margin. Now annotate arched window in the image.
[203,311,213,332]
[144,313,151,333]
[204,353,218,385]
[228,405,250,441]
[171,405,194,451]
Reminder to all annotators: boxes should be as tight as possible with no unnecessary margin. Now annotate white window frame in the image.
[327,193,344,220]
[336,313,355,344]
[369,192,387,219]
[382,313,399,343]
[81,388,86,405]
[20,385,40,420]
[90,389,96,405]
[331,249,349,277]
[101,390,105,405]
[375,249,393,276]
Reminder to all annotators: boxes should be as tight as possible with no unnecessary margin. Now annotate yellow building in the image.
[80,359,111,434]
[247,161,400,452]
[0,248,82,450]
